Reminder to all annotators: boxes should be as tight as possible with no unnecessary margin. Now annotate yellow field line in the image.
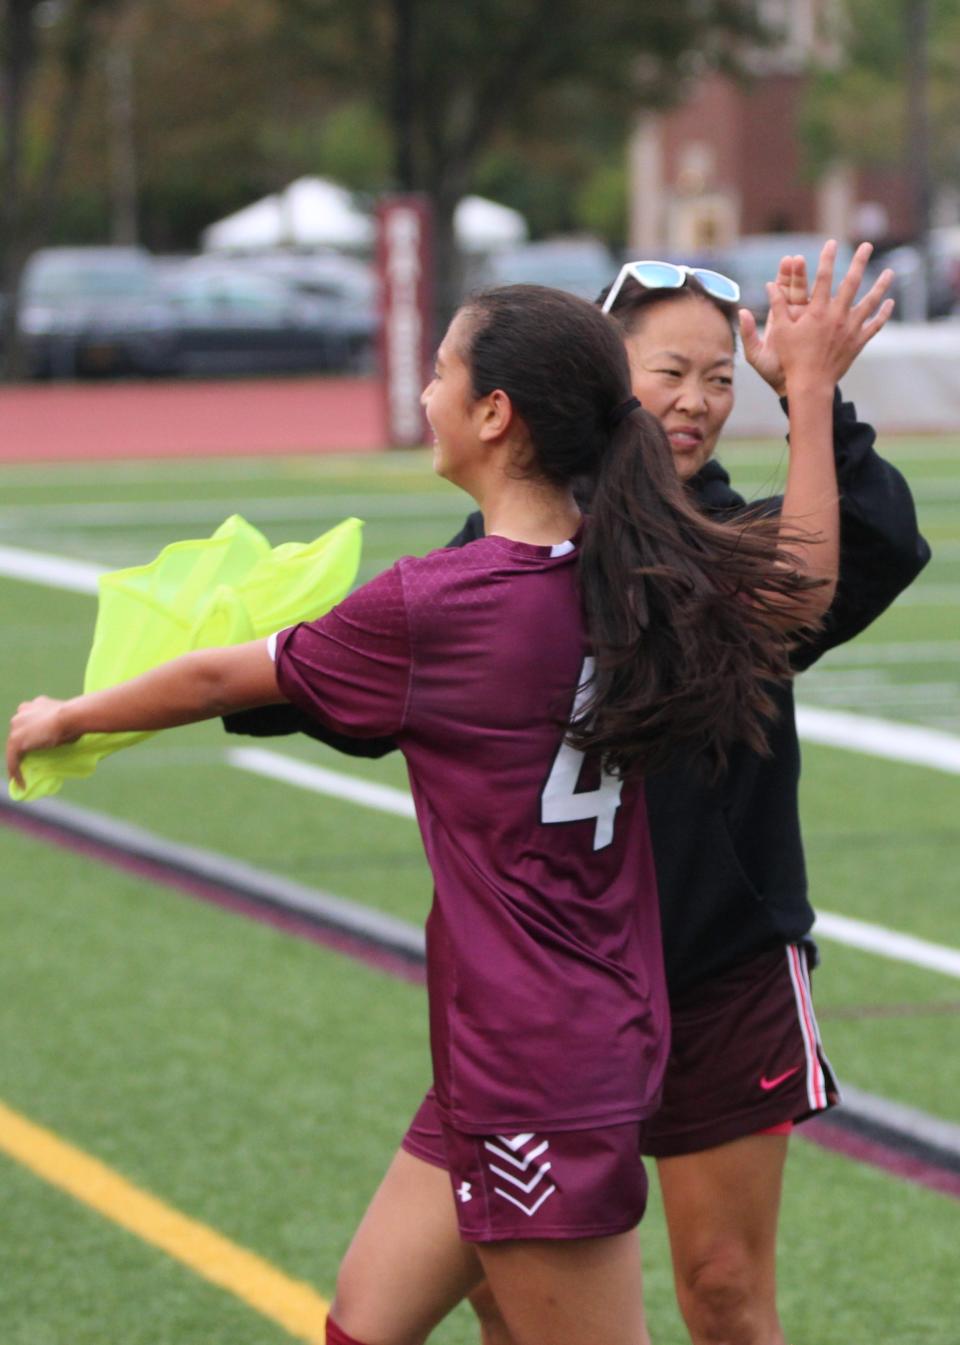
[0,1098,329,1342]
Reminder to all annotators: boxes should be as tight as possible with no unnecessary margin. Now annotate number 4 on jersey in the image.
[540,657,623,851]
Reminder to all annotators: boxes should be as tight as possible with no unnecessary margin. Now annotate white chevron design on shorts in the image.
[483,1138,549,1169]
[493,1183,557,1217]
[488,1161,552,1194]
[485,1134,558,1217]
[498,1133,535,1150]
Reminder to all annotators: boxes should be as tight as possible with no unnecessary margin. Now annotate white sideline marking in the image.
[1,542,957,779]
[796,706,960,775]
[0,545,102,595]
[227,746,417,820]
[0,493,462,529]
[3,543,960,979]
[814,912,960,980]
[230,747,960,982]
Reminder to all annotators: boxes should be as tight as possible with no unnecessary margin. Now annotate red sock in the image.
[326,1315,369,1345]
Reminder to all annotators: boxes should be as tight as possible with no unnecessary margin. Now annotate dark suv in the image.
[19,247,177,377]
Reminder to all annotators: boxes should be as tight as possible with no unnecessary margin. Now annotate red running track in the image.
[0,376,388,462]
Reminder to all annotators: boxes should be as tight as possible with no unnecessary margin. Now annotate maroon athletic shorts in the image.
[642,941,839,1158]
[403,1099,648,1242]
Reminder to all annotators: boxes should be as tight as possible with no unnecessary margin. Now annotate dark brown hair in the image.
[458,284,816,778]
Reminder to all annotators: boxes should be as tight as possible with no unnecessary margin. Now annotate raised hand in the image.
[763,240,894,397]
[741,254,812,395]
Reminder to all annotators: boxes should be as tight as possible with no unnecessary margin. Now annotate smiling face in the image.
[420,311,483,488]
[622,295,736,481]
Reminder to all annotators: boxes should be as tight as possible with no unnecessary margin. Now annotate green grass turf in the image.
[0,435,958,1340]
[1,823,958,1344]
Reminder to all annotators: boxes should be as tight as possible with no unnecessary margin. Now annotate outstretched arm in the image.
[758,240,894,625]
[8,641,282,790]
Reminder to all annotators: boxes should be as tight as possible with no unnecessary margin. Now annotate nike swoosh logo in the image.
[759,1066,801,1091]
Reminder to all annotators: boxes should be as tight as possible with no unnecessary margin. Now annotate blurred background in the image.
[1,0,958,393]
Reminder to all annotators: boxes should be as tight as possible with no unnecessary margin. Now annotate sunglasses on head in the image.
[601,260,741,314]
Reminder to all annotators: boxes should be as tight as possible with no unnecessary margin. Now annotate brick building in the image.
[628,0,914,253]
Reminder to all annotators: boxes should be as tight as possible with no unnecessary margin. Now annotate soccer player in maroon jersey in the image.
[9,283,852,1345]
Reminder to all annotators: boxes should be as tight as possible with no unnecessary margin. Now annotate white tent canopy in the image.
[454,195,527,252]
[202,178,375,253]
[202,179,526,255]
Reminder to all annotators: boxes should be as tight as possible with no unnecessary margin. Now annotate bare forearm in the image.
[780,380,840,616]
[7,641,286,788]
[61,644,283,737]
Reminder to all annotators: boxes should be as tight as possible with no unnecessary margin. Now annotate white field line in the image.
[4,542,960,975]
[231,746,960,982]
[0,544,102,594]
[2,541,958,776]
[0,448,433,488]
[228,746,417,820]
[731,476,960,504]
[0,493,462,529]
[0,460,288,486]
[801,683,960,708]
[795,705,960,774]
[814,912,960,980]
[724,440,960,464]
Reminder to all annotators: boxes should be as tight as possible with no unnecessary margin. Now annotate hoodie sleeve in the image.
[785,389,931,670]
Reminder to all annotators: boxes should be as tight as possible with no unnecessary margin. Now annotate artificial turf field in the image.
[0,434,958,1343]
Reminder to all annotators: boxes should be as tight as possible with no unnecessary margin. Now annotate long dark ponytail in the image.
[459,284,818,777]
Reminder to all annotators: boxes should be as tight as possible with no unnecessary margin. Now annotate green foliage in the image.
[802,0,960,183]
[4,0,780,260]
[277,101,392,195]
[575,159,629,246]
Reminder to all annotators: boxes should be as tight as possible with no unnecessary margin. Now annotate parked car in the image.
[464,237,618,301]
[157,257,375,375]
[875,228,960,320]
[241,252,378,369]
[718,233,859,321]
[18,247,178,377]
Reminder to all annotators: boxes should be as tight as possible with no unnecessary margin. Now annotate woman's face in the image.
[421,311,480,487]
[623,296,736,481]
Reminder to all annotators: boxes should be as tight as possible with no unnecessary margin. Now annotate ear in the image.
[475,388,514,442]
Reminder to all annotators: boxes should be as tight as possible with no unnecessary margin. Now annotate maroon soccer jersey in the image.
[273,533,668,1134]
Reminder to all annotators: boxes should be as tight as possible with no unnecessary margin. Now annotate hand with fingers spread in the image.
[763,240,895,398]
[741,254,812,396]
[760,239,895,623]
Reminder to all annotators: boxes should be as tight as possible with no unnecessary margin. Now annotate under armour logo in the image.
[456,1181,473,1203]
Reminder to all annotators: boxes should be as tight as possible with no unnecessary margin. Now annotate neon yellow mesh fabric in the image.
[12,514,363,802]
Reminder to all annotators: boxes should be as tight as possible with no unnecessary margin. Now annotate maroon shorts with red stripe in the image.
[642,941,839,1158]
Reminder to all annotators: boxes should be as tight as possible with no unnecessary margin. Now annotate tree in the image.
[278,0,772,323]
[1,0,125,377]
[802,0,960,229]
